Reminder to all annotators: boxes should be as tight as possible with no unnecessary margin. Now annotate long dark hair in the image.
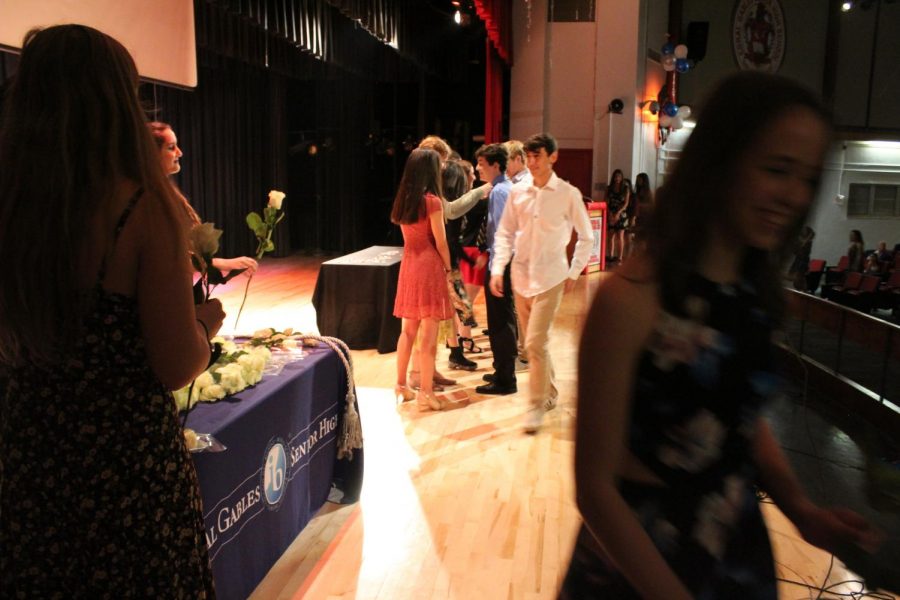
[0,25,182,367]
[391,148,443,225]
[644,71,831,321]
[442,160,468,202]
[634,173,651,200]
[608,169,625,193]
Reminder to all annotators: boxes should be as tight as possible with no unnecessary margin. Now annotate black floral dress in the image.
[561,274,779,599]
[1,194,215,598]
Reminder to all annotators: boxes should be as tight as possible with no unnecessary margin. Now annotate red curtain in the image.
[475,0,511,144]
[473,0,511,64]
[484,40,503,143]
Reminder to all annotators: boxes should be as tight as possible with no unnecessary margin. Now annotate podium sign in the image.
[586,201,606,273]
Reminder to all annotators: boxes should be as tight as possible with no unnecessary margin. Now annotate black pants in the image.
[484,263,517,385]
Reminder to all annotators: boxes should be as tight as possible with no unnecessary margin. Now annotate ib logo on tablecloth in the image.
[262,438,287,508]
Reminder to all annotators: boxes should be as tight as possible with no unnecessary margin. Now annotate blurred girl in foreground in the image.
[563,71,881,599]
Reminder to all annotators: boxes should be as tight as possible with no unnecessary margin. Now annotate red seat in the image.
[881,270,900,291]
[842,274,880,312]
[805,259,827,294]
[823,270,861,301]
[824,256,849,286]
[876,270,900,311]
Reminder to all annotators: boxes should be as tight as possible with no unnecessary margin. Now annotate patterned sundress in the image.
[561,273,779,599]
[1,191,215,598]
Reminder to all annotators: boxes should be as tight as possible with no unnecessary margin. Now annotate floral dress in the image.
[561,274,779,599]
[0,192,215,598]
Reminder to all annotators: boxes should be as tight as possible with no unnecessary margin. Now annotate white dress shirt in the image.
[491,172,593,297]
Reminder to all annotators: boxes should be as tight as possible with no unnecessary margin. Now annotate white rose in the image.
[221,340,238,355]
[268,190,286,210]
[200,384,226,401]
[282,338,298,349]
[173,388,191,412]
[238,354,266,385]
[217,363,247,393]
[184,428,198,450]
[249,345,271,361]
[195,371,215,391]
[252,327,275,340]
[189,222,223,257]
[237,354,255,378]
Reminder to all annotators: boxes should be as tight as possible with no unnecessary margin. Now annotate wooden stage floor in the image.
[205,253,896,600]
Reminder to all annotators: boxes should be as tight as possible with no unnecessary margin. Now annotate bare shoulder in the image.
[586,255,659,344]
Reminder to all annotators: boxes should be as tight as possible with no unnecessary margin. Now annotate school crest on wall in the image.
[732,0,785,72]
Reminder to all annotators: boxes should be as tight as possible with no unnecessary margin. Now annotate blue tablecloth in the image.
[186,346,363,600]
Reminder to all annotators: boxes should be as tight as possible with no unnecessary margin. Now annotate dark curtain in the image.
[1,1,486,258]
[286,76,377,254]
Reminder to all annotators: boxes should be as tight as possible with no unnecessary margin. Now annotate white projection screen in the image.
[0,0,197,88]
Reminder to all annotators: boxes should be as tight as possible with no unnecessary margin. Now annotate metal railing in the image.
[782,289,900,412]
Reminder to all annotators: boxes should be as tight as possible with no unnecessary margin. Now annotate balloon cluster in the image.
[659,104,691,130]
[661,41,693,74]
[659,41,694,131]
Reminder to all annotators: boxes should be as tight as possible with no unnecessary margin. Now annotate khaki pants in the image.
[514,281,565,408]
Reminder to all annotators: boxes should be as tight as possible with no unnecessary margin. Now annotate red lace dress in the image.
[393,193,453,320]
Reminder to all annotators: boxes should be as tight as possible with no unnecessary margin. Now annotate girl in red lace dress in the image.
[392,149,454,410]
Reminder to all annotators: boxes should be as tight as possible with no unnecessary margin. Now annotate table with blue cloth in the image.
[186,345,364,600]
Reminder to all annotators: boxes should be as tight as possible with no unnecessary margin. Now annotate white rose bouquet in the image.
[233,190,287,330]
[174,337,273,414]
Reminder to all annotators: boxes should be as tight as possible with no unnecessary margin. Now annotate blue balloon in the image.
[662,42,675,55]
[664,103,679,117]
[676,58,690,73]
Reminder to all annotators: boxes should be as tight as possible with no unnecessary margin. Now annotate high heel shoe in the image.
[416,389,444,411]
[394,384,415,404]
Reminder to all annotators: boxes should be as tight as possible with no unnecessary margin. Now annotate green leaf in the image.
[264,239,275,252]
[264,206,276,222]
[254,225,269,238]
[246,212,263,231]
[212,370,222,383]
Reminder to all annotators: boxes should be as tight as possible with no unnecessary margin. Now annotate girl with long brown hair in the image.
[391,148,454,410]
[0,25,220,596]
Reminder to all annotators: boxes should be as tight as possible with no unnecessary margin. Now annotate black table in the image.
[312,245,403,353]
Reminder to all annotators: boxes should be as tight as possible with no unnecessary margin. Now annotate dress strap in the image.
[96,188,144,286]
